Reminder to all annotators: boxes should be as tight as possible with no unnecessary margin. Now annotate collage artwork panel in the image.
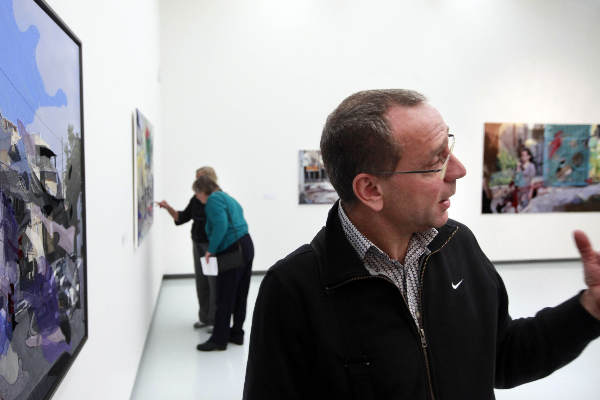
[134,109,154,246]
[483,122,600,213]
[0,0,87,399]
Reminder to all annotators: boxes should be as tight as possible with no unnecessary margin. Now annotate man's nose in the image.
[444,154,467,182]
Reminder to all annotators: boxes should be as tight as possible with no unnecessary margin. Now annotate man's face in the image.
[378,103,466,233]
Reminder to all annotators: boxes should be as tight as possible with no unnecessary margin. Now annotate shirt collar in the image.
[337,201,438,262]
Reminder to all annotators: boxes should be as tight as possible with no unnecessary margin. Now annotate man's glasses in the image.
[370,134,455,180]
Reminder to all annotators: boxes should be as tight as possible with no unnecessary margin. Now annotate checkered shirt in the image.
[338,203,437,327]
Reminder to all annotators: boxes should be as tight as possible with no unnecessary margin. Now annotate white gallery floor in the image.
[131,262,600,400]
[130,276,262,400]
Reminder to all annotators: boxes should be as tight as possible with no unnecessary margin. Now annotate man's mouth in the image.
[439,192,455,208]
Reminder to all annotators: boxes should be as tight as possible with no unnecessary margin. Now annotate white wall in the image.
[40,0,165,399]
[495,261,600,399]
[159,0,600,275]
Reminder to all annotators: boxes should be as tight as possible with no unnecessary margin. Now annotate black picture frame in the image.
[0,0,87,398]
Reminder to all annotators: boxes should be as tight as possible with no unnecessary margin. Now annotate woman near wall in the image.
[157,167,218,329]
[193,175,254,351]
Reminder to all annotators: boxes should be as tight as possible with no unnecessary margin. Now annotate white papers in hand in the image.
[200,256,218,276]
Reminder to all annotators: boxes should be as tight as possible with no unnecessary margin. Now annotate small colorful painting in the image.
[133,109,154,245]
[483,122,600,213]
[298,150,338,204]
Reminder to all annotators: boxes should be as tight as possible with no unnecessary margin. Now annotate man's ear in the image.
[352,173,384,212]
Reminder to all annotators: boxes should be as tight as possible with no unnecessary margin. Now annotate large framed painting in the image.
[133,109,154,246]
[298,150,337,204]
[0,0,87,399]
[483,122,600,213]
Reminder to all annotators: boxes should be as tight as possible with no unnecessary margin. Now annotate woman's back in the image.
[205,191,248,253]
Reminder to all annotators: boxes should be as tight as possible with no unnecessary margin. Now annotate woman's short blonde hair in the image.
[196,166,217,182]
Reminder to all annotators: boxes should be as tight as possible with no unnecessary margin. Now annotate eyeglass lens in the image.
[439,135,455,180]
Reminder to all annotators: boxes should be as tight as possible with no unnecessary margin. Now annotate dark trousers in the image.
[192,241,217,324]
[210,234,254,345]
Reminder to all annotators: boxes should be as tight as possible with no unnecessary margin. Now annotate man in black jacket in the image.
[243,90,600,399]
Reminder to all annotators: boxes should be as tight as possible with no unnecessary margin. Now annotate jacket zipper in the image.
[418,226,459,400]
[324,226,459,400]
[418,258,436,400]
[326,274,433,398]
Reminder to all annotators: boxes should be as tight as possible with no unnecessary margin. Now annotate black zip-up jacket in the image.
[244,203,600,399]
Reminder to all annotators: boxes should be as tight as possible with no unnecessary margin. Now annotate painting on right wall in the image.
[298,150,338,205]
[482,123,600,213]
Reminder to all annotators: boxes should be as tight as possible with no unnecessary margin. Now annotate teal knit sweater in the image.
[205,191,249,254]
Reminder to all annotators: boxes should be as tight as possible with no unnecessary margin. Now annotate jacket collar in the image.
[312,201,459,289]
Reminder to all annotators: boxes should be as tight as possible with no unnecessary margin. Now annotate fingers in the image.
[574,230,595,262]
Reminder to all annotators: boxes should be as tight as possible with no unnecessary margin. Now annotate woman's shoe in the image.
[228,335,244,345]
[193,321,210,329]
[196,340,226,351]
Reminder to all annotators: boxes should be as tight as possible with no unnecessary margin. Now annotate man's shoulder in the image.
[265,243,320,285]
[270,244,316,271]
[444,218,476,240]
[441,219,496,275]
[430,219,485,257]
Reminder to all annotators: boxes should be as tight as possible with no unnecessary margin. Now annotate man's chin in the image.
[433,212,449,228]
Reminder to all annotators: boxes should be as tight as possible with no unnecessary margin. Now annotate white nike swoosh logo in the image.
[452,279,463,290]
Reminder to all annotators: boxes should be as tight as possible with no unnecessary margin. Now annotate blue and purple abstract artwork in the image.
[0,0,87,399]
